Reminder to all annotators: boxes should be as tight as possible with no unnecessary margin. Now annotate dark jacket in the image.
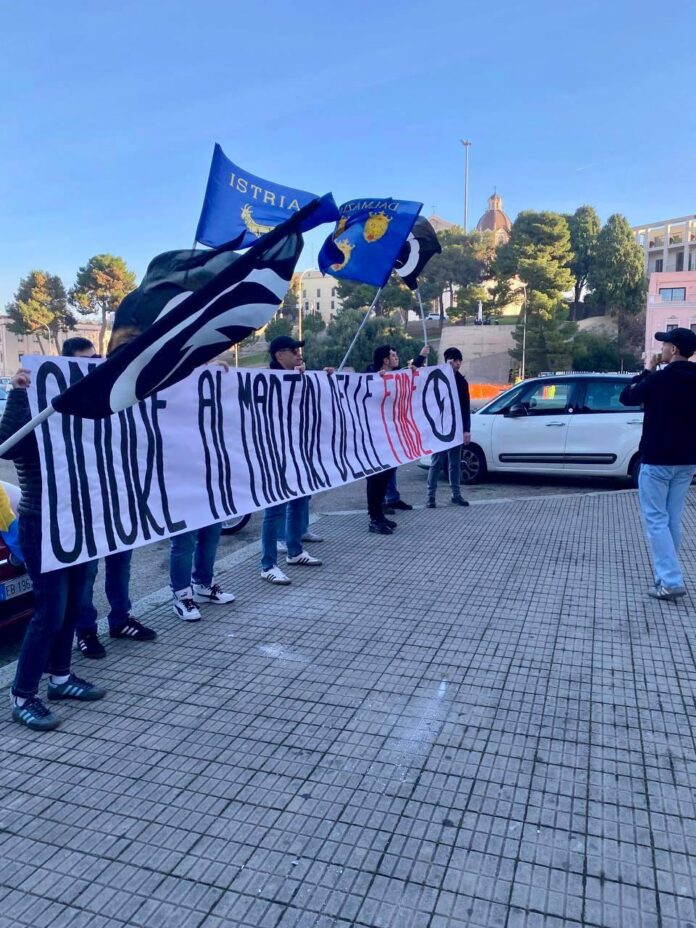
[619,361,696,465]
[455,369,471,433]
[0,388,42,515]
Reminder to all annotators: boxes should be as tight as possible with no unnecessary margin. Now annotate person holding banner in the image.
[260,335,323,585]
[1,368,106,731]
[57,339,157,659]
[426,347,471,508]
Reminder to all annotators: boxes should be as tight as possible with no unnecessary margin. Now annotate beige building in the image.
[294,270,342,324]
[632,215,696,275]
[0,316,103,376]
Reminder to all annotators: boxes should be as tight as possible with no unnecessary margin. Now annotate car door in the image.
[564,378,642,477]
[490,379,579,473]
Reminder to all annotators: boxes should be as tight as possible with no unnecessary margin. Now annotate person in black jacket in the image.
[426,347,471,507]
[619,327,696,601]
[0,367,106,731]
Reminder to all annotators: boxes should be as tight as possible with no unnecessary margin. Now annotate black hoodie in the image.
[619,360,696,465]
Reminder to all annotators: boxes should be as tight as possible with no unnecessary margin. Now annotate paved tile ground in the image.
[2,489,696,928]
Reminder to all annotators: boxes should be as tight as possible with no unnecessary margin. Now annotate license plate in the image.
[0,575,32,602]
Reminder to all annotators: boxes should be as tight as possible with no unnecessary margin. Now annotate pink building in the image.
[644,271,696,361]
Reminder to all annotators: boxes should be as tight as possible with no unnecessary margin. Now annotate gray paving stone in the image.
[3,491,696,926]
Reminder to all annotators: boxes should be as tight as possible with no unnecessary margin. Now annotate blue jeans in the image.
[385,472,400,505]
[277,496,311,544]
[12,513,94,699]
[76,550,133,634]
[261,496,309,570]
[427,446,462,501]
[170,524,222,593]
[638,464,696,589]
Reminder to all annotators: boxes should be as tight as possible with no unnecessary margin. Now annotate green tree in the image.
[587,214,646,365]
[70,254,137,354]
[587,214,646,316]
[570,330,641,372]
[509,301,577,377]
[264,314,292,343]
[301,312,326,336]
[303,309,424,372]
[280,287,298,322]
[420,228,496,321]
[336,278,409,317]
[567,205,601,313]
[497,211,575,377]
[6,270,75,354]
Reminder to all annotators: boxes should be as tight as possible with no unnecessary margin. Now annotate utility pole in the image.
[460,140,471,232]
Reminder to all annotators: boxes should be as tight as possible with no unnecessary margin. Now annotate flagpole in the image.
[415,288,429,348]
[337,288,383,372]
[0,405,56,457]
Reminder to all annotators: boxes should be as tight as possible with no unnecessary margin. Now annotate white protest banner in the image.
[24,356,463,572]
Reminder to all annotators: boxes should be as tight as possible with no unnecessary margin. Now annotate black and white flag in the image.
[51,200,320,419]
[394,217,442,290]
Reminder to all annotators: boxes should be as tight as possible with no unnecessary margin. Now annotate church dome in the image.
[476,192,512,242]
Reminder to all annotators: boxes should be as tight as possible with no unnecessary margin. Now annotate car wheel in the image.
[629,457,641,489]
[220,513,252,535]
[460,445,486,484]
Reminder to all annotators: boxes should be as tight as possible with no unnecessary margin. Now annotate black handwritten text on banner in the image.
[25,357,463,571]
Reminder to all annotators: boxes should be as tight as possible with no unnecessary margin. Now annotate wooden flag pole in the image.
[0,405,56,457]
[337,287,383,372]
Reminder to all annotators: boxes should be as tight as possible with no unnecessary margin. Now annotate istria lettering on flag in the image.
[318,198,422,288]
[195,144,339,249]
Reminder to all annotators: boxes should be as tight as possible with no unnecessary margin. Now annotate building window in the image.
[316,302,320,313]
[302,289,306,299]
[690,323,696,334]
[659,288,686,302]
[304,301,309,312]
[666,323,678,331]
[655,258,663,272]
[331,300,335,310]
[316,288,321,298]
[331,287,337,297]
[676,253,684,272]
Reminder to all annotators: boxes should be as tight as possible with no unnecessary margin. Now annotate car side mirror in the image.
[506,403,528,418]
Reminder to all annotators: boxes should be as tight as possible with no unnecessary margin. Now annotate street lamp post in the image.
[460,140,472,232]
[297,268,312,343]
[521,284,528,381]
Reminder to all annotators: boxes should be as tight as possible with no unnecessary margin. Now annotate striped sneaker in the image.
[76,631,106,659]
[47,674,106,702]
[109,617,157,640]
[286,550,322,567]
[11,696,60,731]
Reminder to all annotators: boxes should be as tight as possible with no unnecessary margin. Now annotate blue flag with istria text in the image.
[196,144,339,248]
[318,198,422,288]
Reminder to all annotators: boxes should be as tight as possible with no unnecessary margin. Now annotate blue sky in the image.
[1,0,694,307]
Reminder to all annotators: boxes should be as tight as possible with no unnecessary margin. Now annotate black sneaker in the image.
[47,674,106,702]
[451,497,470,507]
[76,631,106,659]
[426,500,437,509]
[110,617,157,641]
[390,500,413,511]
[369,520,393,535]
[12,696,60,731]
[382,517,397,529]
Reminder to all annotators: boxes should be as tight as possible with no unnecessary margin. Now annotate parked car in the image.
[420,372,644,486]
[425,313,448,322]
[0,483,33,631]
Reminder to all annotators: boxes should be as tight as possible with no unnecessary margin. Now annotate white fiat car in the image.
[427,373,645,486]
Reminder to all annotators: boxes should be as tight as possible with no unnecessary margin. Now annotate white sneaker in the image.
[261,566,291,585]
[277,541,288,553]
[192,582,235,604]
[286,550,323,566]
[302,531,323,543]
[172,587,202,621]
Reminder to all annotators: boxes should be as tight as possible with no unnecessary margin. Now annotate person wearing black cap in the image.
[260,336,323,585]
[620,327,696,601]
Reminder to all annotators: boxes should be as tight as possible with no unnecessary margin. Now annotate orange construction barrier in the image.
[468,383,507,400]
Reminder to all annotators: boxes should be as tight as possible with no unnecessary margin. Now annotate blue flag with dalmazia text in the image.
[318,198,422,288]
[196,144,339,248]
